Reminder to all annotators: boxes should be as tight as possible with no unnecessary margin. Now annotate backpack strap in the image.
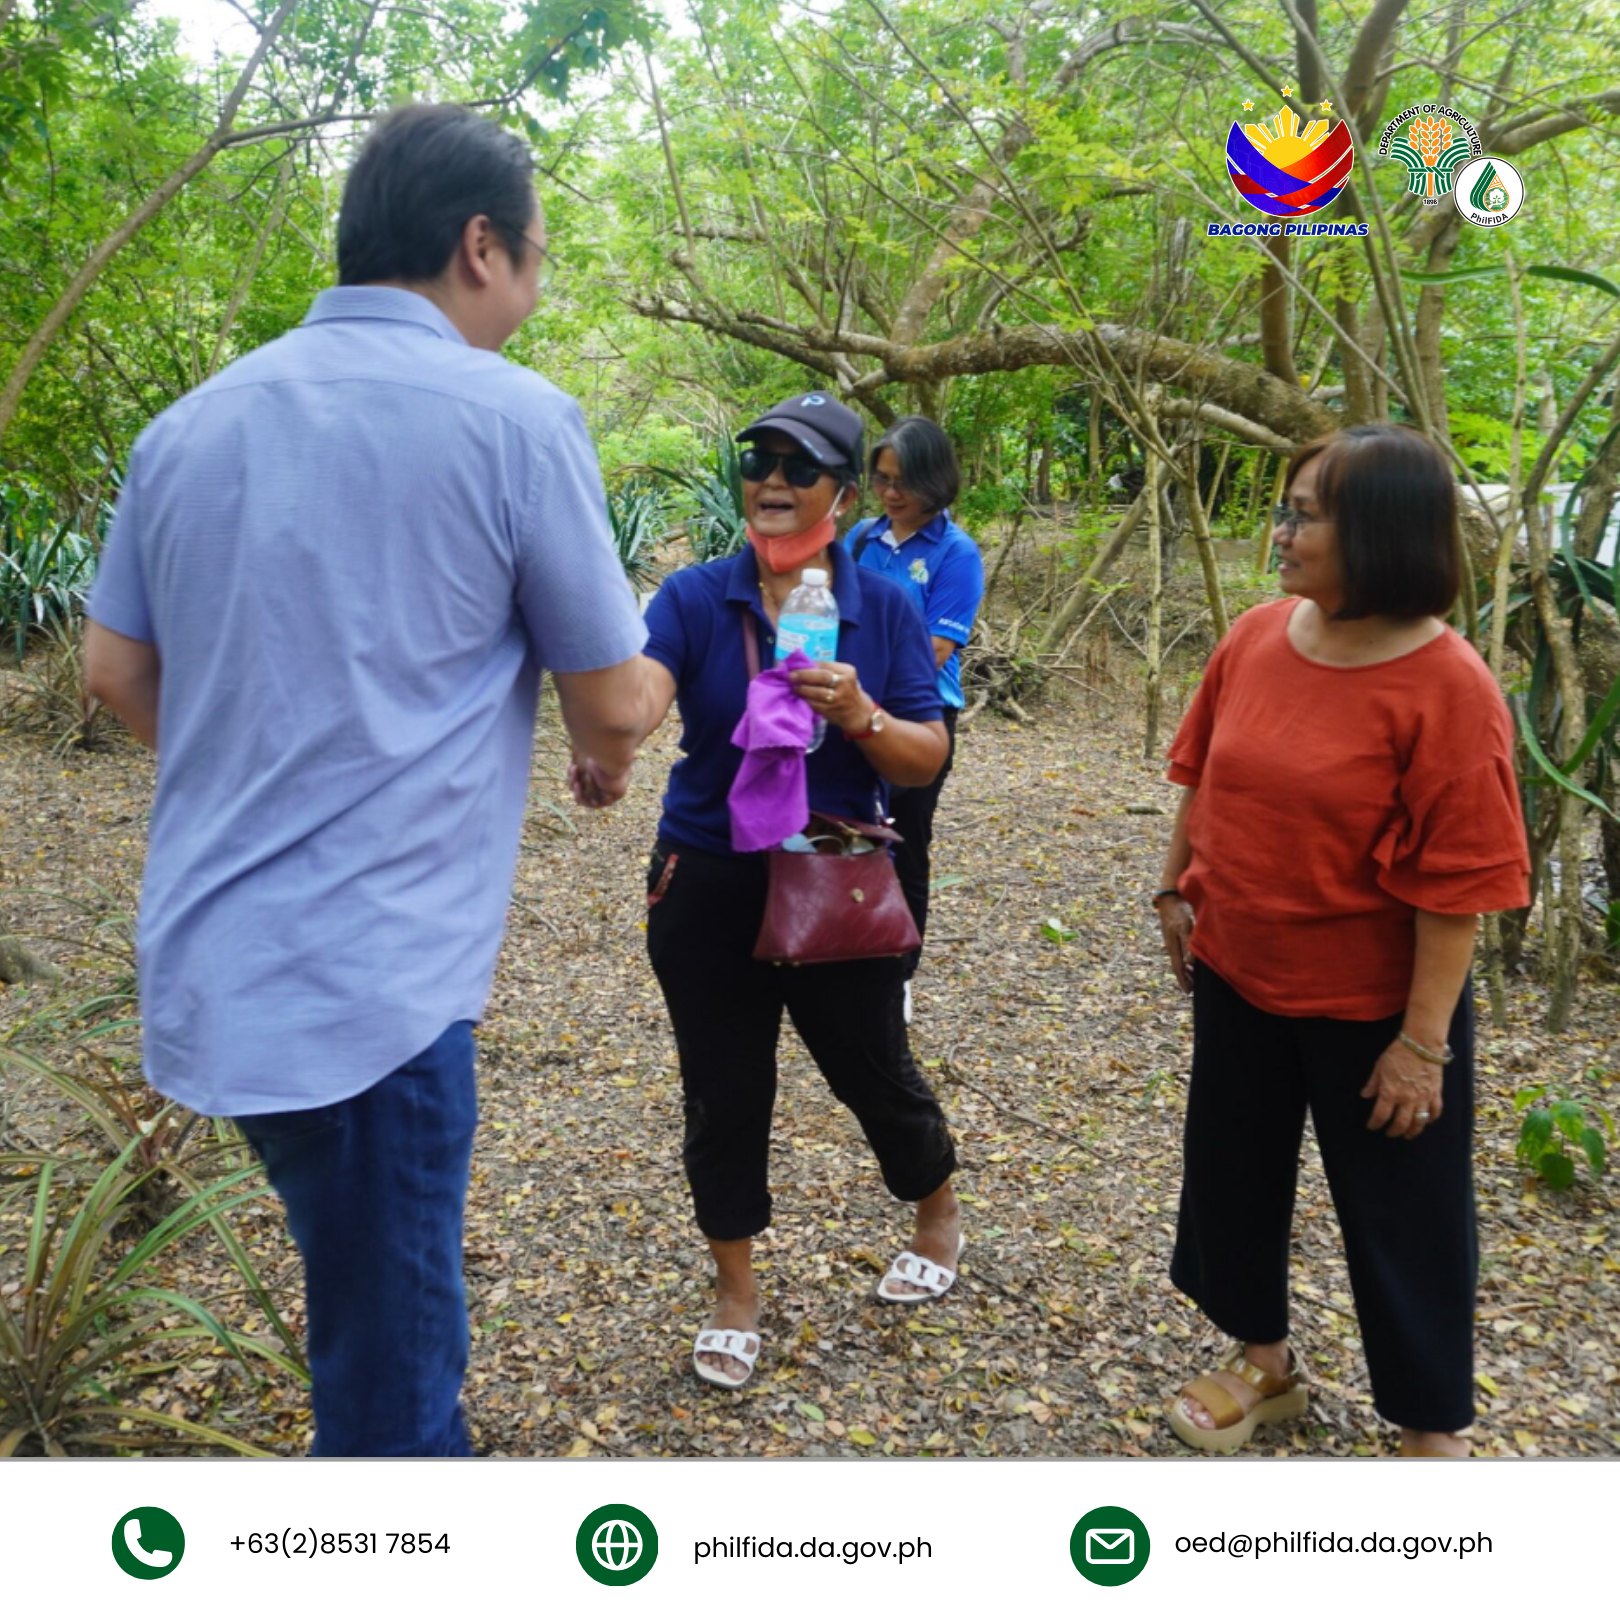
[849,518,878,563]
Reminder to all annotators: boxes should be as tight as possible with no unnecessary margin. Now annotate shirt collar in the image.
[871,509,950,546]
[724,539,865,627]
[302,286,470,347]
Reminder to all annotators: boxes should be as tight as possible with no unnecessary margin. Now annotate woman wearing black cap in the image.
[572,393,963,1390]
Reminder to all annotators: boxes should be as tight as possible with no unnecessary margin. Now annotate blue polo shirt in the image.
[851,510,985,709]
[643,542,943,856]
[87,286,647,1116]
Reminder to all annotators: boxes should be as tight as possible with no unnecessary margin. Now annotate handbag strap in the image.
[740,605,761,680]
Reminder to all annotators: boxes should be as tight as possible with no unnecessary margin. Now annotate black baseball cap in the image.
[737,392,864,471]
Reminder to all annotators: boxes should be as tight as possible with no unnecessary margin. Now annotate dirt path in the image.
[3,676,1617,1457]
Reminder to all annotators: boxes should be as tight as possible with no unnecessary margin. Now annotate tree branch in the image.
[0,0,302,445]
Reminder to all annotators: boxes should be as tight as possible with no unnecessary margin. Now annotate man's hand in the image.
[1361,1040,1444,1139]
[567,754,632,810]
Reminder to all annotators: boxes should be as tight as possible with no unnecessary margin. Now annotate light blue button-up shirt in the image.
[88,287,647,1116]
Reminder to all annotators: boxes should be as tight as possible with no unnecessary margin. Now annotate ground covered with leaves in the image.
[3,660,1617,1458]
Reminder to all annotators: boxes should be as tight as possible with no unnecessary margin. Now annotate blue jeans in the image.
[235,1021,478,1457]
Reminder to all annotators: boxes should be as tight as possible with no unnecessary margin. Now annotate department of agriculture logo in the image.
[111,1507,185,1580]
[576,1503,658,1587]
[1453,156,1525,226]
[1070,1505,1151,1588]
[1226,98,1353,218]
[1377,102,1482,205]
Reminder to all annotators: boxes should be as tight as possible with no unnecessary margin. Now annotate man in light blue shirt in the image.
[85,105,653,1455]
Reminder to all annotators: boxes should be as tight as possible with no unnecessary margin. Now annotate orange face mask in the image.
[746,512,838,576]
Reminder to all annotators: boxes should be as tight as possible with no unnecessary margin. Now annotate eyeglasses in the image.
[1271,502,1325,533]
[738,446,831,488]
[872,471,910,495]
[518,231,556,288]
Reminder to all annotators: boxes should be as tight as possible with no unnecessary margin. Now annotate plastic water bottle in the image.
[776,567,839,752]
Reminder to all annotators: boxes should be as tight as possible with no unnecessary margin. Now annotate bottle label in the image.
[776,613,838,665]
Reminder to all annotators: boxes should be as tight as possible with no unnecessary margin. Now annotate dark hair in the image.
[1285,424,1460,620]
[869,416,961,514]
[337,104,536,287]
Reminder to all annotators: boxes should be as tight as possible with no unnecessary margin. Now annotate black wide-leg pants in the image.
[1170,964,1478,1433]
[646,843,958,1241]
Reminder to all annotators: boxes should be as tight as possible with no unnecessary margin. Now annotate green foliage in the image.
[0,620,116,753]
[1514,1079,1615,1192]
[0,477,99,662]
[953,479,1026,534]
[604,481,666,593]
[652,435,747,562]
[0,1111,303,1456]
[1449,410,1520,481]
[1507,448,1620,831]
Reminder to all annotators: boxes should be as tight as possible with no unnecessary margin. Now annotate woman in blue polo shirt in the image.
[625,394,963,1390]
[849,418,986,1022]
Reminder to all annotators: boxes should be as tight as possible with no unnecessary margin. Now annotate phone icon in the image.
[111,1507,185,1580]
[125,1520,173,1568]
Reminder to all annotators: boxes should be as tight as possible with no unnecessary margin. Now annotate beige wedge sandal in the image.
[1167,1347,1308,1454]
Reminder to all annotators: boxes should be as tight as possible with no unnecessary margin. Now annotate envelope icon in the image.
[1085,1528,1135,1565]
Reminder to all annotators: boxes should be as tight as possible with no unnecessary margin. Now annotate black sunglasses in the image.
[738,446,833,488]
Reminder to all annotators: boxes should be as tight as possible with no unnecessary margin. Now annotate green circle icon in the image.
[111,1507,185,1580]
[1070,1505,1150,1587]
[576,1503,658,1587]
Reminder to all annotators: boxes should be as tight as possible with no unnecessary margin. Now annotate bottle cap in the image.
[801,568,828,586]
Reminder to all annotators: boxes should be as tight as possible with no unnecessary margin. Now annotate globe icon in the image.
[577,1503,657,1586]
[591,1520,643,1572]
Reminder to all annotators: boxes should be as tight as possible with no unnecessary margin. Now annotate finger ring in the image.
[1415,1110,1431,1121]
[830,673,841,688]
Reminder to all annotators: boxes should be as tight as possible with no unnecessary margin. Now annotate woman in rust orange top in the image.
[1153,424,1528,1458]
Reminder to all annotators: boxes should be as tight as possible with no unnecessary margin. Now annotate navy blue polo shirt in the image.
[643,541,943,856]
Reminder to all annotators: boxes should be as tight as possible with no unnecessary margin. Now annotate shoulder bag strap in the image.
[850,519,876,563]
[739,605,761,680]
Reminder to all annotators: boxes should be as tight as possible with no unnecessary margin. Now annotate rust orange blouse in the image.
[1167,598,1530,1020]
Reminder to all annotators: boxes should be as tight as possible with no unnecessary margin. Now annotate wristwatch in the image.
[846,705,886,741]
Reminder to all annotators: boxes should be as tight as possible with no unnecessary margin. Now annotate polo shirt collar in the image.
[871,509,950,546]
[302,286,470,347]
[724,539,865,627]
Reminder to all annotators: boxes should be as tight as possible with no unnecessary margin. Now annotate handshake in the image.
[567,754,635,810]
[559,653,670,812]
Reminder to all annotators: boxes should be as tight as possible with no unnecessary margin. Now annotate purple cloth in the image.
[728,650,815,851]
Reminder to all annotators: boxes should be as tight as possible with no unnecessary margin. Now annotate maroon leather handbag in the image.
[739,612,921,966]
[753,815,921,966]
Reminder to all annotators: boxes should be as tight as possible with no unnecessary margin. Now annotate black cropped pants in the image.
[645,842,958,1241]
[1171,964,1478,1433]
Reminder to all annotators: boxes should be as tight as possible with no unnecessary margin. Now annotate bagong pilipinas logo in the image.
[1226,98,1354,218]
[1376,103,1482,205]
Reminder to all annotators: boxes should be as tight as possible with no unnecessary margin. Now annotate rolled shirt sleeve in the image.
[881,590,945,723]
[86,446,156,644]
[642,572,690,684]
[926,533,984,647]
[1374,751,1531,914]
[513,401,646,673]
[1166,634,1232,787]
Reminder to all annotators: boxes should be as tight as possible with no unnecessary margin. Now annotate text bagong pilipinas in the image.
[1207,222,1371,236]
